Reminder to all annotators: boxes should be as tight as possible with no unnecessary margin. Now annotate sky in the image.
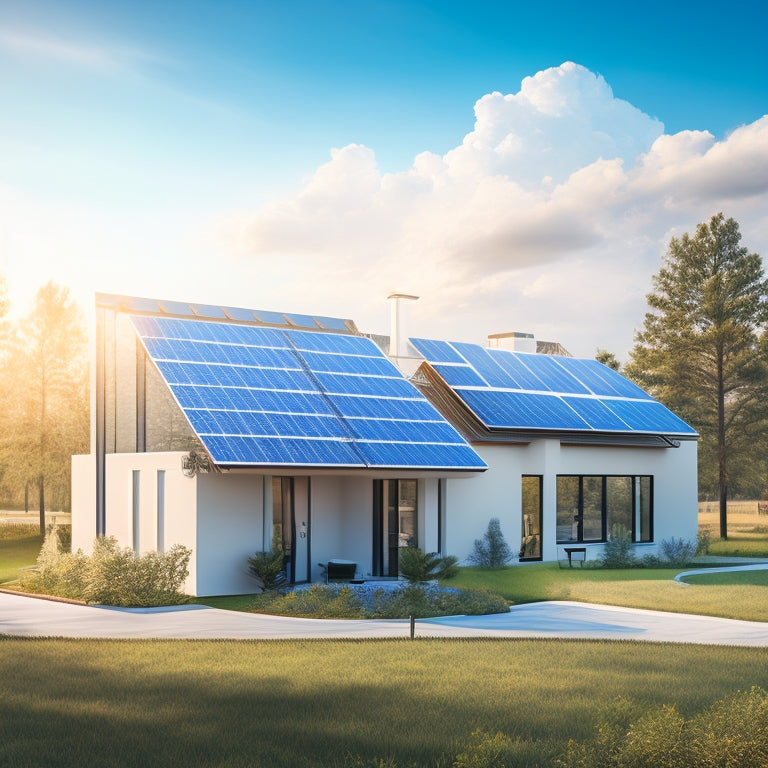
[0,0,766,360]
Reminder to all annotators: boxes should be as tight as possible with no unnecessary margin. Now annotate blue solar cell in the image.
[450,342,518,389]
[410,337,466,364]
[285,313,320,329]
[458,390,591,430]
[252,310,289,326]
[486,349,551,391]
[511,354,591,395]
[158,300,193,316]
[299,351,395,377]
[563,358,652,399]
[314,316,350,331]
[134,315,485,469]
[600,399,697,435]
[357,441,487,469]
[561,396,632,431]
[190,304,228,319]
[221,306,257,323]
[432,363,488,388]
[314,373,417,398]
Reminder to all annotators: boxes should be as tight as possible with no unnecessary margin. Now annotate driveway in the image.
[3,591,768,645]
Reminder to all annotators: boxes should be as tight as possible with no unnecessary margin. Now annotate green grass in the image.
[451,563,768,622]
[0,535,43,584]
[708,531,768,558]
[682,569,768,586]
[1,637,767,768]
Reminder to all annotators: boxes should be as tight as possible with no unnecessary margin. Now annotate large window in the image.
[520,476,542,561]
[556,476,653,543]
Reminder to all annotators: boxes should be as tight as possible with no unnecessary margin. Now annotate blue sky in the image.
[0,0,766,357]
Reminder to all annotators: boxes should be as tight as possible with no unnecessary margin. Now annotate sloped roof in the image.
[129,313,486,471]
[409,337,698,443]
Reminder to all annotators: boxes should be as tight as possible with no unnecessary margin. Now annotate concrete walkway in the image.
[3,591,768,645]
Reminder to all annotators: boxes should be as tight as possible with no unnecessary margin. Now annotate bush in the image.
[0,522,40,540]
[20,533,191,607]
[601,524,636,569]
[398,547,459,583]
[467,518,513,568]
[452,729,513,768]
[660,537,698,567]
[249,583,509,620]
[247,545,286,591]
[557,688,768,768]
[697,525,712,555]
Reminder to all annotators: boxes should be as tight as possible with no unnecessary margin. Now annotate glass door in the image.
[373,479,418,577]
[520,475,542,560]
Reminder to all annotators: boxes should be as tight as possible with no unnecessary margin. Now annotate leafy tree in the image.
[626,214,768,538]
[0,282,89,533]
[596,349,620,371]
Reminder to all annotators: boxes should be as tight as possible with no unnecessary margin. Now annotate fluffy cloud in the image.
[237,62,768,358]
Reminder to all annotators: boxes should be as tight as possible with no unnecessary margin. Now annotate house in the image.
[71,293,698,595]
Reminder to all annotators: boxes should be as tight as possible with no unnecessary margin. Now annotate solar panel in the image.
[132,316,486,469]
[411,336,697,437]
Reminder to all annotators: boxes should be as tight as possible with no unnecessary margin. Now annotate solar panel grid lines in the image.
[131,315,487,468]
[410,336,696,437]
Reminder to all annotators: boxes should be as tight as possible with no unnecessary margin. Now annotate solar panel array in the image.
[409,338,697,437]
[130,316,487,469]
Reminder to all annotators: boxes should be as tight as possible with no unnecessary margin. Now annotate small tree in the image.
[247,545,285,591]
[398,547,459,583]
[468,518,513,567]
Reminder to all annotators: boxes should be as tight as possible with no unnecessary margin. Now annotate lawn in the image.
[0,534,43,585]
[2,637,767,768]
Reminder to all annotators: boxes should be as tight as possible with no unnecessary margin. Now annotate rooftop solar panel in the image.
[132,316,486,469]
[410,336,696,438]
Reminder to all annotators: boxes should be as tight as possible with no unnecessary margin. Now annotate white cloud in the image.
[210,64,766,358]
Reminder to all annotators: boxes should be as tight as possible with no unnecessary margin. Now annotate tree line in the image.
[0,278,89,534]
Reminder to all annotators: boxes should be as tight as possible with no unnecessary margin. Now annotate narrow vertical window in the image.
[521,476,542,561]
[156,470,165,553]
[132,470,140,554]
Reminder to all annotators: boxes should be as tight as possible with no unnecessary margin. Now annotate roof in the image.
[125,306,486,471]
[409,337,698,444]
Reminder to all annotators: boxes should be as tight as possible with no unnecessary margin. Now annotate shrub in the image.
[247,545,286,591]
[660,537,698,567]
[398,547,459,583]
[697,525,712,555]
[249,584,509,620]
[601,524,636,569]
[556,688,768,768]
[467,518,513,568]
[452,729,513,768]
[0,522,40,540]
[20,533,191,606]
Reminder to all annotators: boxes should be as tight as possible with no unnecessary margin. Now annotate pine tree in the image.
[626,214,768,539]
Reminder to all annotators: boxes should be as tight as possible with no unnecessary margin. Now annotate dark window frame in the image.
[520,475,543,561]
[556,474,654,544]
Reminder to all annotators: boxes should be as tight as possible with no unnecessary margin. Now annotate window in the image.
[520,476,542,561]
[557,475,653,543]
[373,479,418,577]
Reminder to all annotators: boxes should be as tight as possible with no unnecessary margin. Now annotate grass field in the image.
[2,637,768,768]
[0,534,43,584]
[699,500,768,557]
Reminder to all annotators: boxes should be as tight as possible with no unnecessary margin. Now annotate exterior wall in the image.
[72,451,199,593]
[309,475,372,582]
[71,454,97,553]
[445,439,698,565]
[195,473,265,596]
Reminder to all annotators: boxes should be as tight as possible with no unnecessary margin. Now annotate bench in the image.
[563,547,587,568]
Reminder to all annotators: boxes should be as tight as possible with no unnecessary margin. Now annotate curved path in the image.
[3,591,768,645]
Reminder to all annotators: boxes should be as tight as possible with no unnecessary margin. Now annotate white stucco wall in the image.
[71,454,97,553]
[445,439,698,565]
[195,472,265,596]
